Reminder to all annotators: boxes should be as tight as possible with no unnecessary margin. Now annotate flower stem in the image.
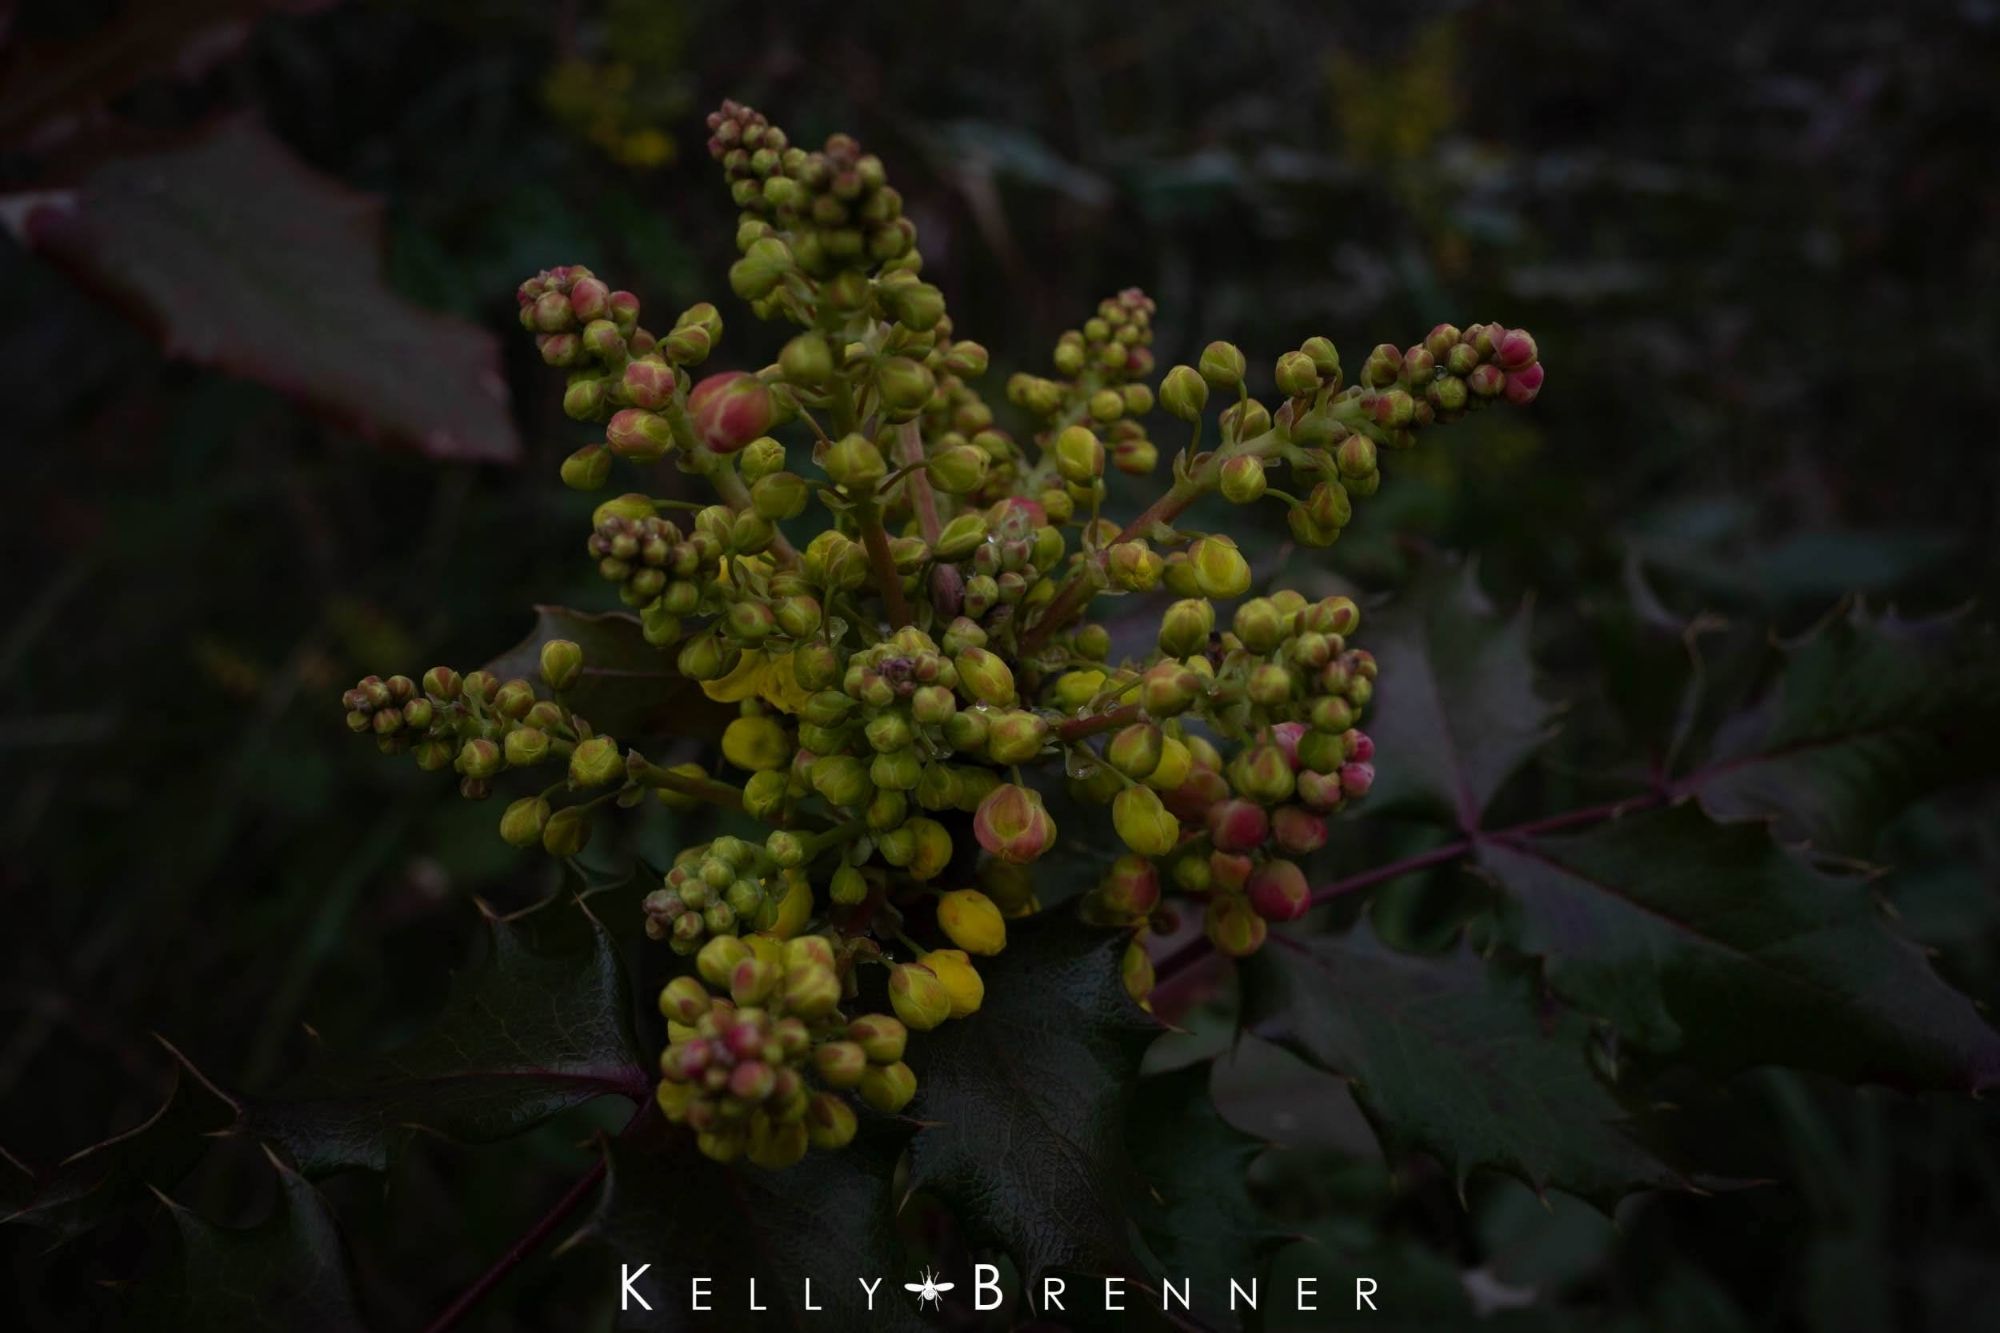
[854,499,913,628]
[629,759,745,812]
[895,419,943,544]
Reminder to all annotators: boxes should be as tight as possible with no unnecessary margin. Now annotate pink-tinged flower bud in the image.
[848,1013,908,1064]
[987,710,1049,765]
[1139,662,1202,718]
[1296,769,1343,811]
[1275,350,1320,398]
[560,443,613,491]
[1423,323,1461,362]
[569,276,611,322]
[813,1041,868,1088]
[1205,894,1268,957]
[1160,364,1209,421]
[1274,806,1328,859]
[1361,343,1402,389]
[1163,763,1229,823]
[1123,938,1156,1005]
[1467,363,1506,398]
[659,975,711,1025]
[606,408,676,461]
[889,963,952,1031]
[1347,730,1376,762]
[455,738,502,780]
[1268,722,1306,770]
[532,289,574,333]
[664,322,712,365]
[1503,363,1545,405]
[1113,784,1180,857]
[973,782,1056,864]
[806,1093,859,1150]
[944,340,990,378]
[622,358,678,410]
[1339,761,1375,799]
[1302,595,1360,637]
[1247,859,1311,921]
[1493,327,1539,371]
[1098,854,1161,918]
[606,289,640,330]
[688,371,776,453]
[1207,797,1270,853]
[1209,851,1253,892]
[728,1059,777,1103]
[730,958,779,1006]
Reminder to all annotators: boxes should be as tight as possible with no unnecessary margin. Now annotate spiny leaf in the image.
[245,895,648,1176]
[1241,922,1679,1205]
[905,913,1160,1284]
[2,1045,237,1244]
[1364,559,1555,831]
[482,605,734,743]
[1479,803,2000,1091]
[4,117,518,461]
[575,1122,926,1333]
[1692,606,2000,856]
[1125,1060,1285,1332]
[134,1151,364,1333]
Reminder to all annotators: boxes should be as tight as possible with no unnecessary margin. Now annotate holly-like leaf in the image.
[133,1150,365,1333]
[2,1045,237,1244]
[1126,1060,1284,1332]
[4,117,518,461]
[1692,607,2000,856]
[905,913,1160,1284]
[482,605,734,743]
[1364,561,1555,831]
[1241,923,1678,1204]
[1479,803,2000,1091]
[575,1123,925,1332]
[245,895,649,1176]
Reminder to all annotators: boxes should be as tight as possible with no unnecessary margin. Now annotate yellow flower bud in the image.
[889,963,952,1030]
[721,714,791,772]
[936,888,1007,956]
[858,1060,918,1113]
[1112,785,1180,856]
[921,948,986,1018]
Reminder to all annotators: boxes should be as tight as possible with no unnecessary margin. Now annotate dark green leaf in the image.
[1479,803,2000,1091]
[134,1151,365,1333]
[245,895,649,1176]
[905,913,1160,1283]
[1691,607,2000,856]
[1126,1060,1283,1332]
[1242,923,1678,1203]
[574,1122,925,1332]
[2,1045,237,1243]
[1364,561,1554,831]
[483,605,734,744]
[6,118,518,461]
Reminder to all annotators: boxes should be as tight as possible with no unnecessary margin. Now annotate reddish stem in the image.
[1020,483,1201,656]
[1057,703,1143,742]
[855,502,913,628]
[895,420,943,544]
[420,1156,609,1333]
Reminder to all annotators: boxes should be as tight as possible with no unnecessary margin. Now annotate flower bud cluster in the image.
[654,932,913,1166]
[345,98,1547,1166]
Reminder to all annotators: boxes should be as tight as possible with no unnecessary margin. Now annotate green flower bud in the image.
[824,433,887,491]
[1053,425,1104,484]
[876,357,935,417]
[810,754,873,808]
[779,332,835,386]
[1336,434,1377,479]
[1112,785,1180,857]
[933,513,988,561]
[1220,398,1270,441]
[1159,598,1216,657]
[813,1041,868,1090]
[943,340,989,377]
[750,471,808,521]
[658,975,710,1025]
[1106,722,1164,779]
[857,1060,917,1113]
[1139,662,1202,717]
[986,710,1050,765]
[1159,364,1209,421]
[870,747,923,792]
[942,707,990,753]
[910,684,957,727]
[1275,350,1320,398]
[1301,336,1341,379]
[541,804,591,857]
[569,735,623,788]
[954,646,1016,706]
[540,639,584,692]
[1198,341,1246,390]
[804,1093,859,1150]
[492,678,536,721]
[926,444,989,496]
[503,726,551,767]
[1232,740,1296,805]
[742,770,788,820]
[499,796,551,848]
[1233,597,1286,654]
[883,281,945,331]
[1205,894,1268,957]
[889,963,952,1031]
[561,444,613,491]
[1219,455,1267,504]
[1188,536,1252,599]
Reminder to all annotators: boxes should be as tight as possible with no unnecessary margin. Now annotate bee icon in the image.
[905,1267,955,1310]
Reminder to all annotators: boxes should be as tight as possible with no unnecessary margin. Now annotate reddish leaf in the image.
[5,117,519,462]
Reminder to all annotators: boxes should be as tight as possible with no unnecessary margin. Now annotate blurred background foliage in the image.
[3,0,1997,1327]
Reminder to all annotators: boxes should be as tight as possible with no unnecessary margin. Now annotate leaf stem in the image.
[419,1155,608,1333]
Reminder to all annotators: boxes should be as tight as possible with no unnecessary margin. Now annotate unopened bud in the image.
[1198,341,1246,390]
[1205,894,1268,957]
[1219,455,1267,504]
[1112,784,1180,857]
[1275,351,1320,398]
[857,1060,917,1113]
[688,372,777,453]
[972,782,1056,864]
[569,735,623,788]
[561,444,613,490]
[499,796,551,847]
[1247,859,1311,921]
[1158,598,1215,657]
[921,948,986,1017]
[936,889,1007,955]
[823,433,887,491]
[1188,537,1251,600]
[1053,425,1105,484]
[889,963,952,1031]
[541,804,592,857]
[1160,365,1209,421]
